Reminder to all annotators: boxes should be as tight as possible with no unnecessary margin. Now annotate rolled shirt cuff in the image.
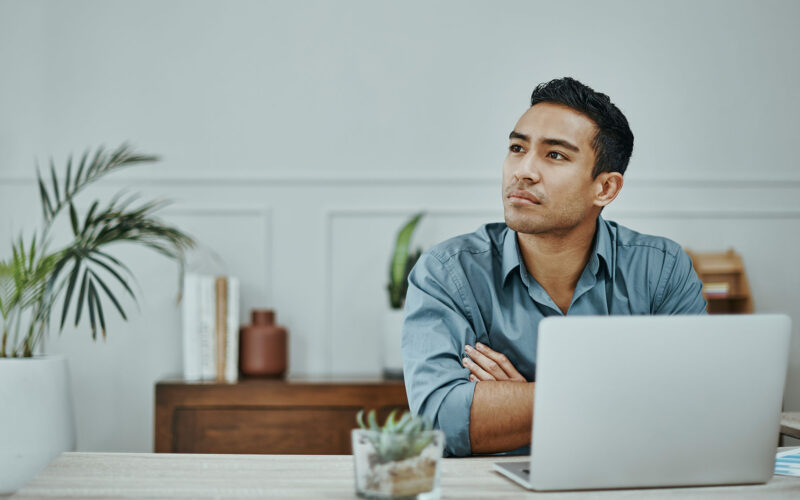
[435,380,477,457]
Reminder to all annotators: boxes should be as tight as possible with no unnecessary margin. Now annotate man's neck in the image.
[517,217,598,312]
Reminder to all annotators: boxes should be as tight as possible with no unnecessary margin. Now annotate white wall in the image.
[1,0,799,451]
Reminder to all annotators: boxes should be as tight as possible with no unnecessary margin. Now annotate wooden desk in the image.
[155,378,408,454]
[781,412,800,440]
[11,451,800,499]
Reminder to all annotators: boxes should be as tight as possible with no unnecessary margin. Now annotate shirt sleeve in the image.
[402,252,477,457]
[654,247,708,314]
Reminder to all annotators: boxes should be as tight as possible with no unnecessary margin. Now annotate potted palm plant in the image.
[0,144,194,493]
[382,213,424,379]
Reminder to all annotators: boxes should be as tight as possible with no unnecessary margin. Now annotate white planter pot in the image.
[382,309,405,379]
[0,355,76,494]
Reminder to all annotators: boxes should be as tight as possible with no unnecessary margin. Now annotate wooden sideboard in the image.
[155,378,408,455]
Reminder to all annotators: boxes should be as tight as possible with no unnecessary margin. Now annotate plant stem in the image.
[0,328,6,357]
[22,320,35,357]
[9,309,20,358]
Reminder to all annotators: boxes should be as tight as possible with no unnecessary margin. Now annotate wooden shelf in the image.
[686,249,753,314]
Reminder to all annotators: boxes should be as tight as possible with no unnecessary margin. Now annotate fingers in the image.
[464,344,508,380]
[464,343,527,382]
[462,355,495,381]
[477,342,527,382]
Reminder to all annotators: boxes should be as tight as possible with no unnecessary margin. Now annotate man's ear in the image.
[593,172,623,208]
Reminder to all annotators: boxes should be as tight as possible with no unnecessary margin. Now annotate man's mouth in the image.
[507,190,541,206]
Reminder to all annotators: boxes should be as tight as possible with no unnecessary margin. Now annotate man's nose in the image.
[514,153,542,183]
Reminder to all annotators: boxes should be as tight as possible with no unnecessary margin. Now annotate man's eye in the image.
[547,151,566,160]
[509,144,523,153]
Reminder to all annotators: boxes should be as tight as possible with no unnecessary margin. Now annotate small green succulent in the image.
[356,409,434,463]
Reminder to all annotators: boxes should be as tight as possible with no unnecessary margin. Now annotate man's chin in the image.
[504,213,549,235]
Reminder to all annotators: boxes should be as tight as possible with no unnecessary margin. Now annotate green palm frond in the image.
[0,235,62,356]
[50,195,194,339]
[1,236,59,314]
[36,144,158,226]
[2,144,195,356]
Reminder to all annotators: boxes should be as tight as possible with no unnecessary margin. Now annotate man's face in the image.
[502,102,600,235]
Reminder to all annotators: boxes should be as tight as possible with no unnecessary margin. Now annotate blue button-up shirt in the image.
[401,217,707,456]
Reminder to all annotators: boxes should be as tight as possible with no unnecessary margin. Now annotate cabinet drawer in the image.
[174,407,363,454]
[155,379,409,454]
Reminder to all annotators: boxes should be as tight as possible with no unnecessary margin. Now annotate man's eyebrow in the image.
[509,131,529,142]
[541,137,580,152]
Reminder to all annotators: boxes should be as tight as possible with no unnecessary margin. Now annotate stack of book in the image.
[703,282,730,298]
[182,274,240,382]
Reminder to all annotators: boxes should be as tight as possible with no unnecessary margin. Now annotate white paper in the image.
[774,447,800,477]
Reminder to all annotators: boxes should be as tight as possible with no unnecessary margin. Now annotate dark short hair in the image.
[530,77,634,177]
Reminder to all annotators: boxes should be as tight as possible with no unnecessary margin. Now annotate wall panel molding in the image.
[324,207,499,375]
[163,204,274,304]
[3,172,800,189]
[607,209,800,219]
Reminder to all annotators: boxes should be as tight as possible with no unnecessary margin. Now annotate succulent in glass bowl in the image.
[351,409,444,500]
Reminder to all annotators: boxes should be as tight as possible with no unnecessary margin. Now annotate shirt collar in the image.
[501,216,615,286]
[501,226,522,285]
[593,215,615,279]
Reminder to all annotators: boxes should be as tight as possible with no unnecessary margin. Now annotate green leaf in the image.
[28,234,37,269]
[87,146,104,177]
[87,278,97,339]
[388,212,424,308]
[59,258,81,331]
[82,201,99,236]
[74,269,89,327]
[49,159,61,206]
[88,269,127,321]
[16,236,26,272]
[69,202,79,236]
[385,409,398,432]
[47,251,71,292]
[87,255,136,301]
[93,251,135,278]
[37,172,53,221]
[11,238,20,267]
[89,280,105,339]
[107,143,125,165]
[394,412,412,432]
[64,155,73,199]
[74,149,89,191]
[356,409,366,430]
[367,410,379,431]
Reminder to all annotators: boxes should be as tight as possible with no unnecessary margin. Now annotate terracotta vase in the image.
[239,309,288,377]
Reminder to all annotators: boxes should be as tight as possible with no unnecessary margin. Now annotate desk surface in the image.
[781,412,800,440]
[10,451,800,499]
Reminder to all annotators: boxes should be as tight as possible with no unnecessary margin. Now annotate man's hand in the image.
[462,343,527,382]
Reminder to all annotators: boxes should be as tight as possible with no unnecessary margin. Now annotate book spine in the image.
[181,274,201,381]
[215,277,228,382]
[224,277,240,383]
[199,275,217,380]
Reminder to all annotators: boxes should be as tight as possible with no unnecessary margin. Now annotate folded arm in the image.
[403,253,533,456]
[463,342,534,453]
[470,380,534,453]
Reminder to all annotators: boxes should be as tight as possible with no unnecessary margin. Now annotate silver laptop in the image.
[494,314,791,491]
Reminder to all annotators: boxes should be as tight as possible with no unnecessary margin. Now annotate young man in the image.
[401,77,707,457]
